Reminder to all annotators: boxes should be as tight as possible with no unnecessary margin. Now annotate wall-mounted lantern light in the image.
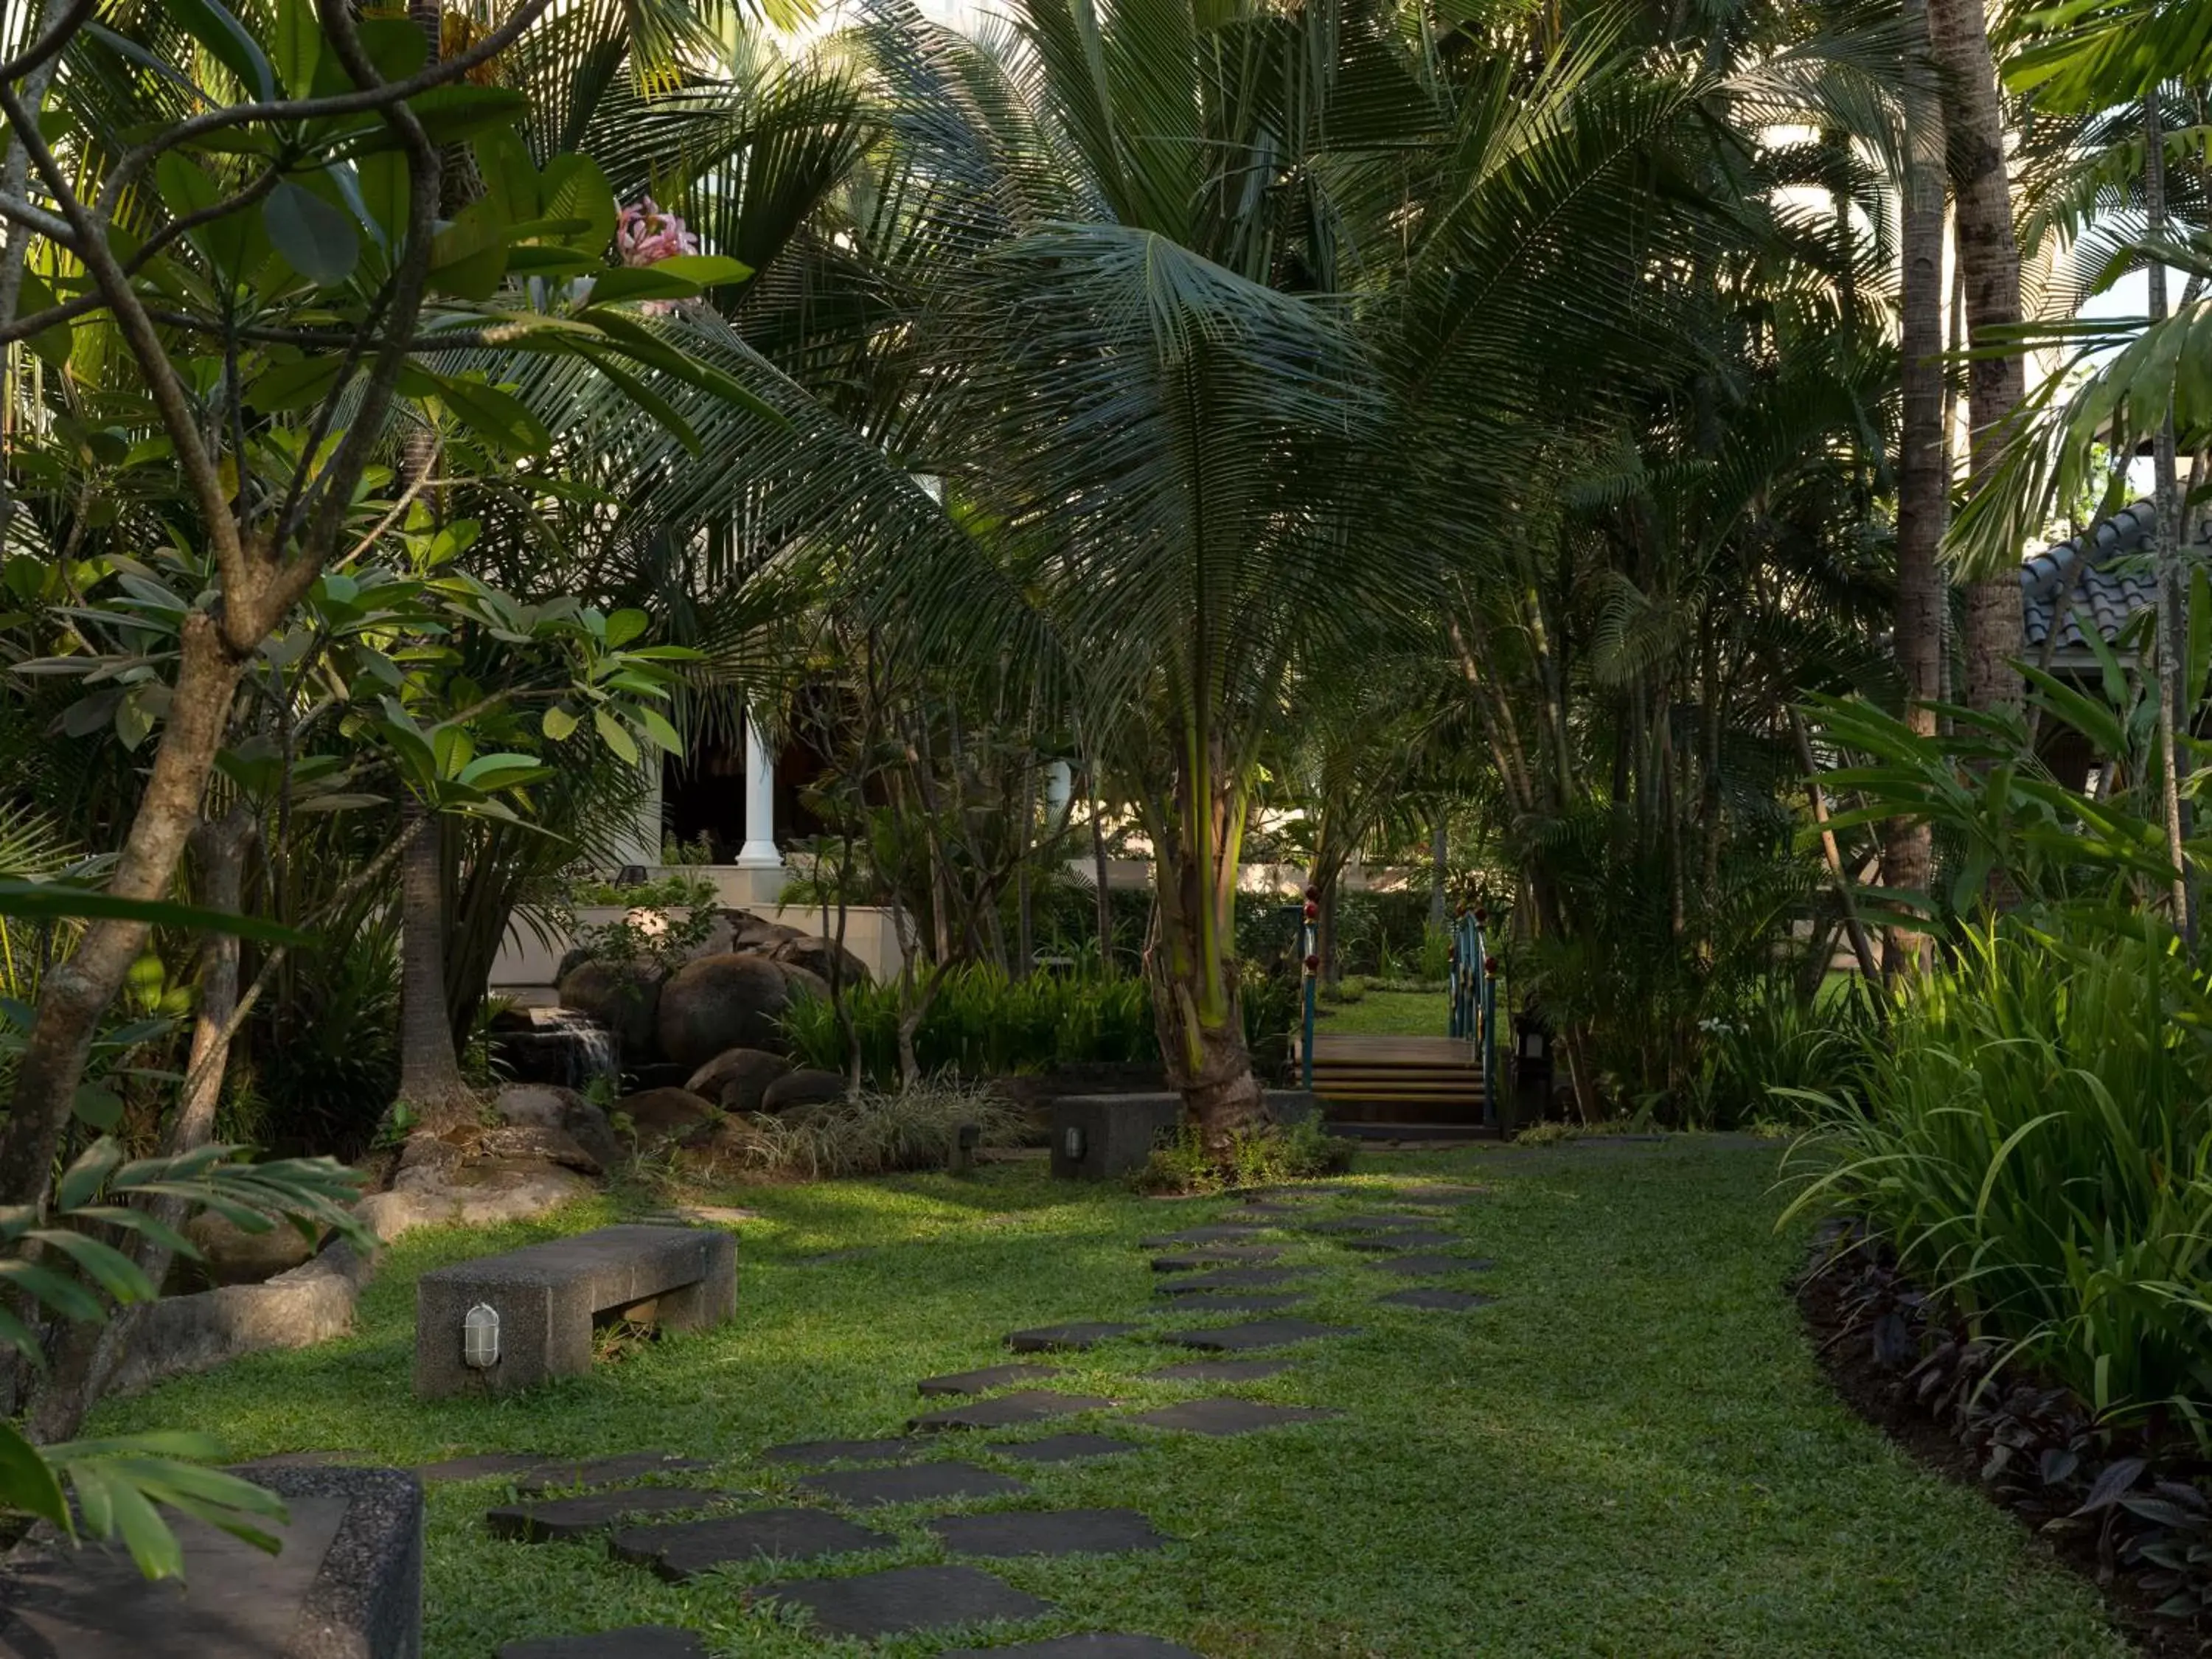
[1062,1125,1087,1161]
[463,1302,501,1369]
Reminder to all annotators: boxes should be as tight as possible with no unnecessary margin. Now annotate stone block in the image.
[1048,1093,1181,1180]
[0,1464,422,1659]
[414,1225,735,1399]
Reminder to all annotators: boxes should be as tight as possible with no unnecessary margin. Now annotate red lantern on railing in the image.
[1482,955,1498,977]
[1473,906,1489,925]
[1303,953,1321,973]
[1301,900,1318,919]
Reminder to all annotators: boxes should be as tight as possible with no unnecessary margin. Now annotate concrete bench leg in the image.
[653,1234,737,1332]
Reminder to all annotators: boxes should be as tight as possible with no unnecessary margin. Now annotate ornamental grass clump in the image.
[712,1083,1028,1181]
[1783,915,2212,1444]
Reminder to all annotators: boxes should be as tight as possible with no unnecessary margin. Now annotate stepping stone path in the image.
[910,1390,1117,1430]
[1367,1253,1495,1277]
[488,1161,1507,1655]
[1161,1318,1360,1352]
[1342,1229,1463,1251]
[1006,1321,1144,1352]
[919,1363,1066,1396]
[794,1460,1032,1508]
[1155,1265,1308,1291]
[1148,1358,1294,1382]
[497,1628,707,1659]
[516,1452,710,1494]
[751,1564,1054,1638]
[989,1433,1138,1463]
[941,1641,1201,1658]
[1150,1291,1310,1315]
[1377,1288,1496,1311]
[611,1510,892,1581]
[762,1437,925,1467]
[1124,1398,1340,1435]
[487,1487,726,1543]
[928,1508,1169,1557]
[1149,1247,1284,1270]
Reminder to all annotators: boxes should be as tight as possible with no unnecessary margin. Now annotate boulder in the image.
[761,1068,849,1113]
[556,959,664,1059]
[492,1083,622,1172]
[616,1086,719,1146]
[773,959,831,1004]
[492,1082,579,1130]
[768,933,872,988]
[723,908,804,952]
[182,1209,320,1287]
[686,1047,791,1113]
[656,953,792,1068]
[476,1124,603,1176]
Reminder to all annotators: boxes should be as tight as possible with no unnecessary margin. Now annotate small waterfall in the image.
[518,1007,621,1093]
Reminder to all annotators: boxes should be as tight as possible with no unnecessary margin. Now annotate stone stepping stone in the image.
[517,1452,712,1494]
[941,1641,1200,1659]
[1149,1247,1284,1270]
[919,1363,1066,1397]
[1377,1288,1497,1311]
[487,1487,725,1543]
[1155,1265,1307,1291]
[1006,1321,1143,1353]
[751,1563,1053,1638]
[1388,1184,1487,1205]
[611,1509,892,1581]
[1149,1291,1308,1315]
[911,1391,1116,1431]
[762,1437,925,1467]
[418,1452,550,1482]
[794,1459,1031,1508]
[987,1433,1138,1464]
[1160,1318,1358,1352]
[1139,1225,1268,1246]
[1147,1358,1294,1383]
[1123,1398,1340,1436]
[1304,1213,1444,1234]
[497,1628,706,1659]
[1341,1229,1463,1251]
[1366,1253,1496,1277]
[927,1508,1169,1557]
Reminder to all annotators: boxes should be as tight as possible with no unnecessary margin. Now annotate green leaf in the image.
[0,1422,69,1534]
[645,254,754,288]
[355,151,409,246]
[354,16,427,83]
[428,198,507,301]
[15,271,71,369]
[570,345,699,455]
[29,1230,156,1306]
[473,127,538,225]
[154,153,251,280]
[405,84,529,147]
[431,375,552,456]
[582,266,700,305]
[636,705,684,755]
[272,0,322,97]
[541,705,578,742]
[593,708,639,765]
[264,180,359,288]
[605,609,649,649]
[70,1085,125,1132]
[0,883,311,942]
[456,754,546,788]
[168,0,275,101]
[249,352,344,412]
[538,154,616,253]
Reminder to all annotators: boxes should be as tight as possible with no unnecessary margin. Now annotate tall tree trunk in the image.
[1887,0,1946,976]
[2144,91,2195,940]
[397,798,472,1124]
[1927,0,2026,716]
[1147,737,1262,1155]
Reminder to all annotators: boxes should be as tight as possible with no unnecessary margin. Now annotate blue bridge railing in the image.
[1449,908,1498,1125]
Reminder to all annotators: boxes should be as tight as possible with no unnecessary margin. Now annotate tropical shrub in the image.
[1133,1119,1354,1195]
[1783,913,2212,1444]
[704,1083,1027,1180]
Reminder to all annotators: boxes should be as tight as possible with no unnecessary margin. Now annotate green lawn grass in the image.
[1309,987,1450,1037]
[94,1143,2128,1658]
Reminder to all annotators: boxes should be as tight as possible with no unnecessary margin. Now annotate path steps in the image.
[1341,1229,1461,1251]
[1006,1321,1144,1352]
[497,1627,706,1658]
[910,1391,1117,1431]
[1377,1288,1496,1311]
[919,1363,1066,1396]
[990,1433,1138,1463]
[762,1437,925,1467]
[1160,1318,1360,1352]
[793,1460,1031,1507]
[611,1511,891,1582]
[486,1488,726,1544]
[927,1509,1169,1556]
[1366,1253,1495,1276]
[1123,1399,1340,1435]
[750,1564,1054,1638]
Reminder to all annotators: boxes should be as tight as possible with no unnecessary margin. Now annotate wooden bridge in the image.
[1304,1033,1495,1135]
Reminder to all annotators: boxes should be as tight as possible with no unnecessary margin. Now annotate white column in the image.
[1045,759,1072,822]
[734,705,783,871]
[611,757,662,871]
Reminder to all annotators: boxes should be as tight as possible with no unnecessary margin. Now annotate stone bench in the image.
[414,1225,735,1399]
